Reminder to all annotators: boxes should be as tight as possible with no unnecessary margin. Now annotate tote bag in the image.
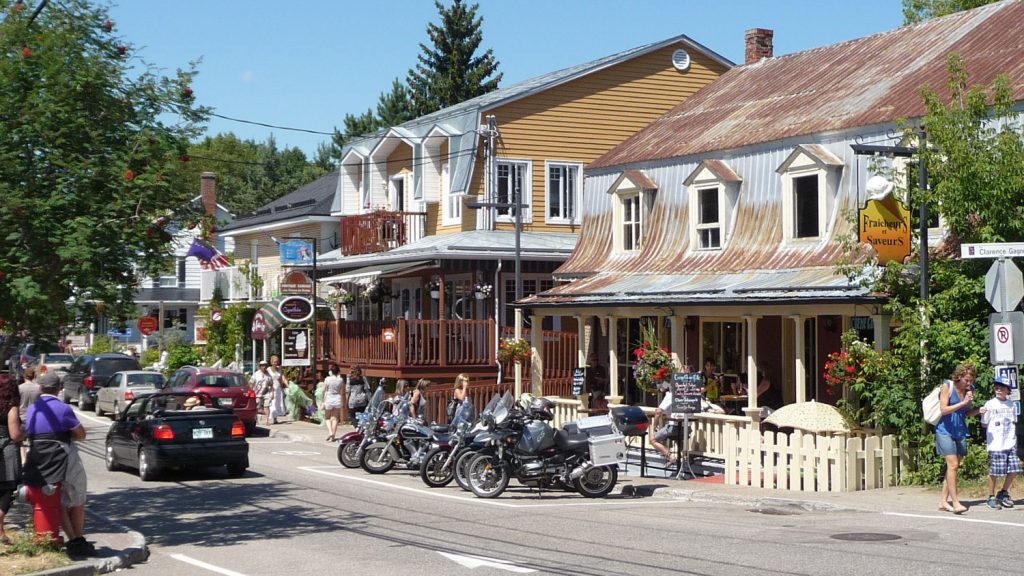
[922,381,947,426]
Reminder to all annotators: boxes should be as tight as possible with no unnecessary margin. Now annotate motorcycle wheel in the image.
[573,465,618,498]
[361,442,396,474]
[338,441,361,469]
[420,447,454,487]
[467,454,509,498]
[453,448,476,492]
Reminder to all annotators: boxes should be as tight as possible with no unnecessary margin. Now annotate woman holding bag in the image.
[936,362,983,514]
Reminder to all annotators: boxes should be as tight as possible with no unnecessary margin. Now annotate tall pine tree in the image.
[406,0,501,116]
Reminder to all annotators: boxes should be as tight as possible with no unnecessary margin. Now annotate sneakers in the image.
[987,496,1000,509]
[65,536,96,557]
[998,490,1015,508]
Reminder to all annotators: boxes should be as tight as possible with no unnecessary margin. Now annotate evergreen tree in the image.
[902,0,997,24]
[406,0,501,116]
[376,78,416,127]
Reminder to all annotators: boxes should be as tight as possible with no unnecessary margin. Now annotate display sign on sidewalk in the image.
[572,368,585,396]
[281,327,310,367]
[670,372,703,419]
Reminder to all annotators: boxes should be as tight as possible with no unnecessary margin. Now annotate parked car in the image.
[62,353,142,410]
[34,353,75,379]
[164,366,257,434]
[11,340,59,381]
[95,370,165,418]
[104,391,249,481]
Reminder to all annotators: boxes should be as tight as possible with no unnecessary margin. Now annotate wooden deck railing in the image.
[339,210,426,256]
[500,327,578,395]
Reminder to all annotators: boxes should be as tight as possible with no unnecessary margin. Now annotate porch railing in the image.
[339,210,426,256]
[500,327,578,396]
[323,318,495,367]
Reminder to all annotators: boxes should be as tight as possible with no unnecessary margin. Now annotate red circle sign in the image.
[138,316,159,336]
[998,326,1011,344]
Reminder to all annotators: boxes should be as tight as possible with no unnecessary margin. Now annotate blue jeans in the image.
[936,433,968,457]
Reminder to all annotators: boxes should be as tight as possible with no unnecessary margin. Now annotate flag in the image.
[186,238,230,270]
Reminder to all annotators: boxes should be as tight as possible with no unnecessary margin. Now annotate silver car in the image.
[36,353,75,379]
[96,371,165,418]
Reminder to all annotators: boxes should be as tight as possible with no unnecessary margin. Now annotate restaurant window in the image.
[700,320,745,378]
[546,161,581,224]
[496,159,531,223]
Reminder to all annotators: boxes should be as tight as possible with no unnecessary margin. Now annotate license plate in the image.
[193,428,213,439]
[217,398,234,408]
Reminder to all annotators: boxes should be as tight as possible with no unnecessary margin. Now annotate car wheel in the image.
[226,463,247,478]
[105,441,120,472]
[95,400,104,417]
[138,449,159,482]
[59,388,68,404]
[112,402,119,420]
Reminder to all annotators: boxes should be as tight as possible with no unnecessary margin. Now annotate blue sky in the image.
[108,1,905,158]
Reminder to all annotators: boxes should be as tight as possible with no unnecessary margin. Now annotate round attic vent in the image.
[672,49,691,71]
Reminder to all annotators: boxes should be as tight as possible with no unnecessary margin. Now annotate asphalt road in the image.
[72,407,1024,576]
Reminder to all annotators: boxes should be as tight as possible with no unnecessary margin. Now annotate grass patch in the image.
[0,528,71,575]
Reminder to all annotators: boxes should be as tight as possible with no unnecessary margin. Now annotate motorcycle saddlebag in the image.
[610,406,649,437]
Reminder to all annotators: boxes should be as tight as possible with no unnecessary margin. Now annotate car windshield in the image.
[197,374,246,388]
[43,354,73,363]
[127,373,165,387]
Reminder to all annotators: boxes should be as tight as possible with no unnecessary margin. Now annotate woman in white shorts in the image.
[323,368,344,441]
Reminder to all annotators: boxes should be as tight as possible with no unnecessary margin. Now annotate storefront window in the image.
[701,320,745,377]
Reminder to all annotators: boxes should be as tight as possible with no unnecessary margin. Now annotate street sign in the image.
[107,327,132,339]
[382,328,396,343]
[990,312,1024,364]
[985,259,1024,312]
[962,243,1024,259]
[137,317,158,336]
[279,270,313,295]
[281,327,310,366]
[995,365,1019,390]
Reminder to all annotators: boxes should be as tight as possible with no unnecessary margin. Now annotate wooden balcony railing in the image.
[339,210,426,256]
[500,327,578,397]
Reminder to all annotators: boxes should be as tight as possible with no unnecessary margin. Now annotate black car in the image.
[104,391,249,481]
[62,353,141,410]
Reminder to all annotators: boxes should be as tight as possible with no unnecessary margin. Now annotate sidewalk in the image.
[10,503,148,576]
[263,416,954,516]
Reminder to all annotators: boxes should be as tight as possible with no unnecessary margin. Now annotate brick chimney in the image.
[745,28,774,64]
[200,172,217,216]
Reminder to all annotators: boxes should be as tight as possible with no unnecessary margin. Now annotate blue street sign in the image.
[107,327,132,339]
[280,239,314,266]
[995,365,1019,390]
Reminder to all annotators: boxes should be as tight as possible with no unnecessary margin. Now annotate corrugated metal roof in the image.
[591,0,1024,169]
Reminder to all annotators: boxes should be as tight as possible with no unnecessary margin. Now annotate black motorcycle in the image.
[361,394,449,474]
[466,396,625,499]
[419,393,496,488]
[337,386,388,468]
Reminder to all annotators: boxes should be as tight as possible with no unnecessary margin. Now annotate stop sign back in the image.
[138,316,159,336]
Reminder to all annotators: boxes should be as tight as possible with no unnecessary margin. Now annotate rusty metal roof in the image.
[591,0,1024,169]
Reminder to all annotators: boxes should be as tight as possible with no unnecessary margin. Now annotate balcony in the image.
[200,267,251,302]
[339,210,426,256]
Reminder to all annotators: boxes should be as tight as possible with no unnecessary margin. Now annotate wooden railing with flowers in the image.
[339,210,426,256]
[318,318,495,368]
[500,327,577,397]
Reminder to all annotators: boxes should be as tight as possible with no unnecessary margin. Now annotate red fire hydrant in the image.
[22,483,63,546]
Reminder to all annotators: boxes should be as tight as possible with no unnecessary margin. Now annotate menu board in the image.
[572,368,585,396]
[670,372,703,419]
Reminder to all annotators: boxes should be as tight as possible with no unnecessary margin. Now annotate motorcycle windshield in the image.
[395,393,411,418]
[368,385,385,410]
[491,391,515,425]
[451,399,475,428]
[480,393,500,417]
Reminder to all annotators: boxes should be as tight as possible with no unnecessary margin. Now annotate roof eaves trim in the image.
[341,149,365,165]
[607,170,659,194]
[776,144,845,174]
[368,129,418,159]
[683,159,743,186]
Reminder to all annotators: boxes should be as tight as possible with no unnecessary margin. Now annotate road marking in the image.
[299,466,681,509]
[74,410,113,427]
[270,450,321,456]
[884,511,1024,528]
[438,551,536,573]
[169,553,248,576]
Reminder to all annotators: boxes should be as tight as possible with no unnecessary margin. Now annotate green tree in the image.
[902,0,998,24]
[406,0,501,116]
[376,78,416,128]
[0,0,208,337]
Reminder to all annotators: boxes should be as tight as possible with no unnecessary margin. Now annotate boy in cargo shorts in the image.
[250,360,272,424]
[981,378,1020,509]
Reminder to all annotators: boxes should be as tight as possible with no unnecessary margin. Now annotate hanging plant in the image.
[632,322,674,393]
[498,337,531,364]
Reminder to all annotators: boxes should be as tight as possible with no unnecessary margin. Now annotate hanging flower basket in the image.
[473,282,493,300]
[425,279,440,299]
[498,337,531,364]
[632,322,674,393]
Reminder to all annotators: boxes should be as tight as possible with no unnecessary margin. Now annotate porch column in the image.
[514,308,524,397]
[791,314,806,403]
[872,313,891,351]
[745,315,760,410]
[530,314,544,396]
[670,314,684,370]
[576,315,586,368]
[607,316,620,402]
[439,273,447,367]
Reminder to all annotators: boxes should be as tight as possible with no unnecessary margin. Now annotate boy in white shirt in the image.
[981,378,1020,509]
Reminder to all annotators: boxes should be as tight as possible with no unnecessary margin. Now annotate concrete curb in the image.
[652,486,864,513]
[26,511,149,576]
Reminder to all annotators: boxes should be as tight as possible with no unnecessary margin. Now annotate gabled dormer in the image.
[776,145,843,243]
[608,170,658,253]
[683,160,742,251]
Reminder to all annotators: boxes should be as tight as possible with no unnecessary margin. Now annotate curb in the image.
[652,486,862,513]
[26,511,149,576]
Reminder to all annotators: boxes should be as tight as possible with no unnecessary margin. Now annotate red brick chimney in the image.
[745,28,774,64]
[200,172,217,216]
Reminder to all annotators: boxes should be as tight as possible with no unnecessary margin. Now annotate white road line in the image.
[884,511,1024,528]
[299,466,683,509]
[169,553,249,576]
[74,410,113,427]
[438,551,537,573]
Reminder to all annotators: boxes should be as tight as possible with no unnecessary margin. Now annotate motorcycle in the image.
[419,393,494,488]
[336,385,388,468]
[361,394,450,474]
[466,395,626,499]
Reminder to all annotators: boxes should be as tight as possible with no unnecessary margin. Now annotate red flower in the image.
[124,169,135,181]
[182,87,194,99]
[21,47,31,58]
[634,347,644,358]
[117,45,127,56]
[103,19,113,32]
[643,341,650,348]
[179,154,190,163]
[656,367,667,381]
[846,364,856,374]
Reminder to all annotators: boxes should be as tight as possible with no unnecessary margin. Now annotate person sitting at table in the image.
[756,370,781,415]
[649,384,678,465]
[702,359,723,401]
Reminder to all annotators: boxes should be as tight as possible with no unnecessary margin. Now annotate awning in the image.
[319,260,434,286]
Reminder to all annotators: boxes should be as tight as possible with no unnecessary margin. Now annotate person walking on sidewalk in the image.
[266,355,287,425]
[250,360,272,424]
[0,374,25,544]
[23,372,93,556]
[17,366,39,463]
[323,368,344,441]
[981,378,1018,509]
[936,362,982,514]
[346,366,369,425]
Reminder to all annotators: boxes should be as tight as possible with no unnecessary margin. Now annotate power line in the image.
[209,112,335,136]
[188,146,479,170]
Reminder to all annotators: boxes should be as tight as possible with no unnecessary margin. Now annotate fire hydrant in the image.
[18,483,63,546]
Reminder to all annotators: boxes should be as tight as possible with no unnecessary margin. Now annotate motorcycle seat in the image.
[554,429,590,452]
[430,425,449,434]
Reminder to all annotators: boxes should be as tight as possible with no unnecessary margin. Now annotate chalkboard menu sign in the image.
[670,372,703,419]
[572,368,585,396]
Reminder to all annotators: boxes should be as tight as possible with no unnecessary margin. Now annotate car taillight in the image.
[153,424,175,440]
[124,390,134,401]
[246,389,256,399]
[84,376,94,389]
[39,364,48,374]
[230,420,245,438]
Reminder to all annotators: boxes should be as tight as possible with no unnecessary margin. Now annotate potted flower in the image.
[498,337,532,365]
[425,279,441,299]
[365,279,391,303]
[632,323,674,393]
[473,282,493,300]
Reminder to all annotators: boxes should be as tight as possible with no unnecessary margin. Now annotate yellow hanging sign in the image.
[859,197,912,265]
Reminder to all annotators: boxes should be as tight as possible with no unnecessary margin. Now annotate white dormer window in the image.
[621,193,642,251]
[684,160,742,251]
[609,170,657,253]
[496,159,532,223]
[777,145,843,243]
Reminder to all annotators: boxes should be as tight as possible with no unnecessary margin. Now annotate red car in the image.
[164,366,257,434]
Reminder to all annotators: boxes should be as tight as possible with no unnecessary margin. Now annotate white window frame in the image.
[389,173,408,213]
[442,162,462,226]
[781,168,825,241]
[495,158,532,224]
[693,184,723,250]
[617,192,643,252]
[544,161,582,225]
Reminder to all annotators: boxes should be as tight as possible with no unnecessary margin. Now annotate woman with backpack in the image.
[346,366,369,425]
